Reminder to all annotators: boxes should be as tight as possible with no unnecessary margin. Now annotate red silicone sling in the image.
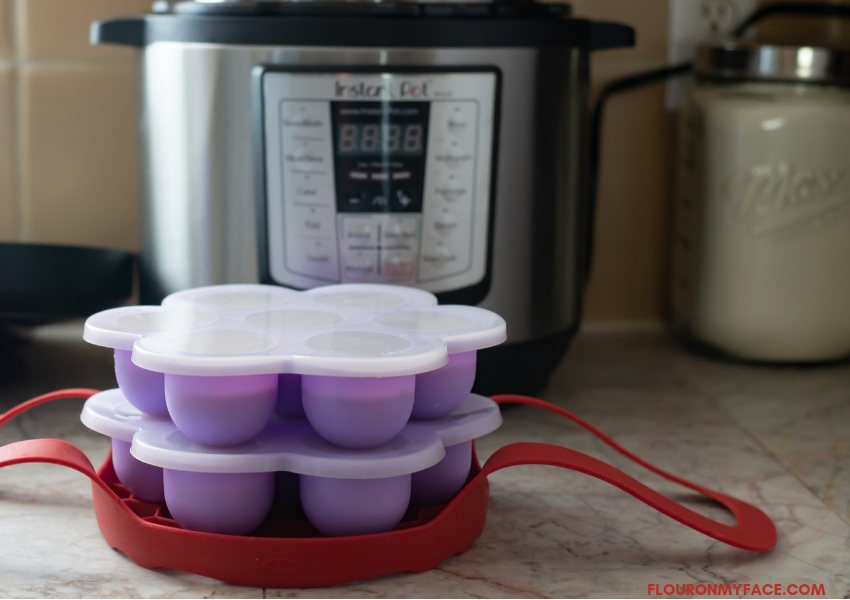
[0,389,777,587]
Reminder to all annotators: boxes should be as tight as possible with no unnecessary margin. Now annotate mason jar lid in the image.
[694,40,850,85]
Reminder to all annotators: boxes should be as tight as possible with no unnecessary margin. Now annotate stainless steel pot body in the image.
[137,43,588,347]
[92,6,633,393]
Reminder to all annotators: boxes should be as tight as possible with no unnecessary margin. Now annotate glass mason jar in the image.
[672,40,850,362]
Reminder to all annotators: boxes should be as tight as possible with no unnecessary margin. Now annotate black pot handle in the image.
[91,17,146,48]
[588,20,635,52]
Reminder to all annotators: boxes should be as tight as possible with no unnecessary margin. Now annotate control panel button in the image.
[434,210,458,235]
[383,218,418,243]
[304,243,333,265]
[436,178,467,202]
[343,221,374,244]
[285,237,338,282]
[344,253,376,279]
[422,243,456,265]
[294,186,320,200]
[383,253,416,282]
[447,109,467,134]
[436,151,472,170]
[298,207,330,234]
[283,104,326,129]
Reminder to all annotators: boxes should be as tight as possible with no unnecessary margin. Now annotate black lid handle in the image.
[91,17,146,48]
[588,20,635,51]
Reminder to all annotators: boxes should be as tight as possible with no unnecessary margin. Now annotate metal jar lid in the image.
[693,40,850,85]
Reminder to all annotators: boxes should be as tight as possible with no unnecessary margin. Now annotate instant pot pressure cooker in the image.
[92,0,633,394]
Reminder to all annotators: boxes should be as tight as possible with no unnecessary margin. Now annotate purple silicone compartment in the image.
[410,440,473,507]
[412,350,477,419]
[163,469,276,535]
[301,375,415,449]
[111,438,165,503]
[299,474,412,537]
[275,373,304,419]
[164,374,278,446]
[113,349,168,417]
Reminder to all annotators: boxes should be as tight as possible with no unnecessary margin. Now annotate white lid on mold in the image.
[83,388,502,479]
[80,388,172,441]
[83,283,507,377]
[373,305,506,354]
[83,306,219,351]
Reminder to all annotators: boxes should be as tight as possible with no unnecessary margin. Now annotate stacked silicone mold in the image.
[81,283,506,537]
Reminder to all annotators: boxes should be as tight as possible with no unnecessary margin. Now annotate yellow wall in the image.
[0,0,846,324]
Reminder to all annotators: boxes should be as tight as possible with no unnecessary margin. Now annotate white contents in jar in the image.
[673,82,850,361]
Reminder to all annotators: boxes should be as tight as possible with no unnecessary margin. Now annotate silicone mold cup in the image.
[300,474,412,537]
[113,349,168,417]
[164,373,278,447]
[111,438,165,503]
[164,469,276,535]
[410,441,474,507]
[80,389,167,502]
[372,307,504,419]
[84,307,219,417]
[301,374,415,449]
[412,350,477,419]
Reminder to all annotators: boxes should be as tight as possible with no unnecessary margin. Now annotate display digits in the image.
[385,125,401,153]
[338,124,359,154]
[360,124,380,153]
[402,125,422,154]
[337,123,423,155]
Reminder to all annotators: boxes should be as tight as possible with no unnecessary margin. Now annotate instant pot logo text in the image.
[723,162,850,238]
[334,79,430,100]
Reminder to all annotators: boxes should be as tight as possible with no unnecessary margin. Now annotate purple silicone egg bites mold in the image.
[81,283,506,536]
[83,283,505,448]
[81,389,502,536]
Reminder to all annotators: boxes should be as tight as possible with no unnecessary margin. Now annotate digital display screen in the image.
[337,123,424,155]
[331,100,430,214]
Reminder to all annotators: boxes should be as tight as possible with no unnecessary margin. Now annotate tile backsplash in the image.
[1,0,843,324]
[1,0,149,253]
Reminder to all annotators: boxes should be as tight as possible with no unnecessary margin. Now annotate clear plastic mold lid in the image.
[373,305,506,354]
[405,393,503,447]
[302,283,438,311]
[80,389,502,479]
[83,306,220,351]
[82,283,506,378]
[162,283,295,311]
[80,388,171,442]
[131,419,445,478]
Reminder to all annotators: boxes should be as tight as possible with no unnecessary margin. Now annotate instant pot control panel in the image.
[255,67,499,302]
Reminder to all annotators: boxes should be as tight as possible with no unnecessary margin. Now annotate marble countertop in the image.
[1,323,848,598]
